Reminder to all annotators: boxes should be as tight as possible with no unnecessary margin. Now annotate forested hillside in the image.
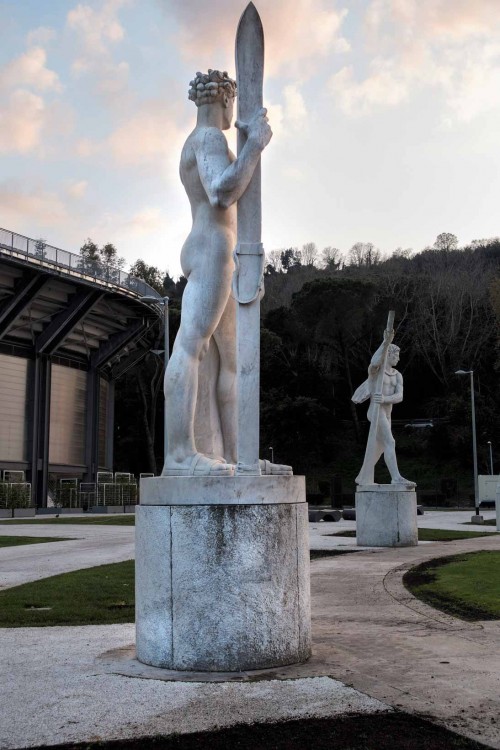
[114,235,500,501]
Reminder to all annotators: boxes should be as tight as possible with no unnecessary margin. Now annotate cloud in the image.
[329,0,500,120]
[67,180,88,199]
[283,85,307,127]
[67,0,127,56]
[265,84,308,138]
[125,207,165,234]
[67,0,130,94]
[0,90,46,154]
[26,26,57,47]
[0,181,68,225]
[76,100,182,169]
[0,46,62,92]
[160,0,350,79]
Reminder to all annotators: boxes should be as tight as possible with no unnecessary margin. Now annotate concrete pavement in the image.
[0,512,498,748]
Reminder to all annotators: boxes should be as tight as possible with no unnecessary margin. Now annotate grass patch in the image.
[0,515,135,526]
[464,519,497,526]
[0,547,358,627]
[0,560,135,627]
[310,549,357,560]
[404,550,500,621]
[26,713,488,750]
[0,536,72,548]
[330,528,498,541]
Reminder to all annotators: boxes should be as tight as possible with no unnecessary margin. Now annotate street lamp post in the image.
[269,446,274,464]
[455,369,481,523]
[140,295,170,464]
[487,441,494,475]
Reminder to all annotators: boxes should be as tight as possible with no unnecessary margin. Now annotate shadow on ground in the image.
[30,713,490,750]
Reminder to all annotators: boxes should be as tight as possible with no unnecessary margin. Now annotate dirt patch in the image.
[28,713,489,749]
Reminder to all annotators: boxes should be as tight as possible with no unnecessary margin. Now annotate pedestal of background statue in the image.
[355,484,418,547]
[136,475,311,672]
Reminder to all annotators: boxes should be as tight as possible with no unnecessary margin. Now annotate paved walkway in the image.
[0,523,134,589]
[0,512,498,749]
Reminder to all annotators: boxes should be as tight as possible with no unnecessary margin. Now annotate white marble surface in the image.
[136,481,311,671]
[140,475,305,506]
[353,327,414,487]
[355,485,418,547]
[162,68,272,477]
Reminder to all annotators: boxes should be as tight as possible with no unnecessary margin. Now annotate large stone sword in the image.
[233,2,265,475]
[355,310,395,485]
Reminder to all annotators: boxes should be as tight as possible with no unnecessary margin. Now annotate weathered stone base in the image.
[355,484,418,547]
[136,475,311,672]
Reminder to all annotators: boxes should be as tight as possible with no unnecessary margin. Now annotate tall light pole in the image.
[487,441,494,475]
[140,295,170,464]
[455,369,481,522]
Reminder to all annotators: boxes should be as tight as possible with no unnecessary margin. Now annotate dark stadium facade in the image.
[0,227,162,507]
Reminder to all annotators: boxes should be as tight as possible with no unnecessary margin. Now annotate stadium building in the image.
[0,227,162,507]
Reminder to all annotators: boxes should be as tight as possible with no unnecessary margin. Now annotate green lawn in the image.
[0,535,72,548]
[0,547,360,627]
[404,551,500,620]
[0,515,135,525]
[0,560,135,627]
[330,528,498,541]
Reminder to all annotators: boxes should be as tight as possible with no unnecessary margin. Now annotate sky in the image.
[1,0,500,278]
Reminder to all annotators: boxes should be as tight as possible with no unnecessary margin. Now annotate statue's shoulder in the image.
[192,125,227,151]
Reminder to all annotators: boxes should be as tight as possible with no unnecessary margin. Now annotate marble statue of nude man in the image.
[352,330,415,485]
[162,70,289,477]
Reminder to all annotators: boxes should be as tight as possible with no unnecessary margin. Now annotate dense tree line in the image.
[86,235,500,499]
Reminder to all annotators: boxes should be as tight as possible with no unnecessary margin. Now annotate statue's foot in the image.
[391,476,416,487]
[259,459,293,476]
[355,474,373,486]
[162,452,234,477]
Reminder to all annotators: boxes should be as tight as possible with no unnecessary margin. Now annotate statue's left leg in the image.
[379,416,415,485]
[213,295,237,465]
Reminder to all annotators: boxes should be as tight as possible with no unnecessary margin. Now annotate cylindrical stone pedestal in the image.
[355,484,418,547]
[136,475,311,672]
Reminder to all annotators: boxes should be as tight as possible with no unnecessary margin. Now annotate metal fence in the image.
[0,482,32,508]
[0,227,162,301]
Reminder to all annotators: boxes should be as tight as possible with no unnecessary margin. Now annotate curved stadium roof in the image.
[0,227,163,375]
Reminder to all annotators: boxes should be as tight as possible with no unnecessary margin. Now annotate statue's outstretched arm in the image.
[196,109,272,209]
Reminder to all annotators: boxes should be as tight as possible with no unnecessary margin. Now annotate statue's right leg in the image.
[162,270,233,476]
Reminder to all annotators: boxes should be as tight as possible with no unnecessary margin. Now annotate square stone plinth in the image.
[355,484,418,547]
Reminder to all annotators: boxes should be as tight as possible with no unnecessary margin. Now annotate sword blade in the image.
[235,3,264,473]
[236,2,264,244]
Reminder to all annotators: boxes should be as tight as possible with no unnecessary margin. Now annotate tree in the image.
[100,242,125,282]
[129,259,165,294]
[280,247,301,271]
[291,277,378,442]
[79,238,125,281]
[321,246,342,270]
[265,249,283,274]
[301,242,318,267]
[79,238,101,275]
[348,242,381,268]
[434,232,458,252]
[34,238,46,259]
